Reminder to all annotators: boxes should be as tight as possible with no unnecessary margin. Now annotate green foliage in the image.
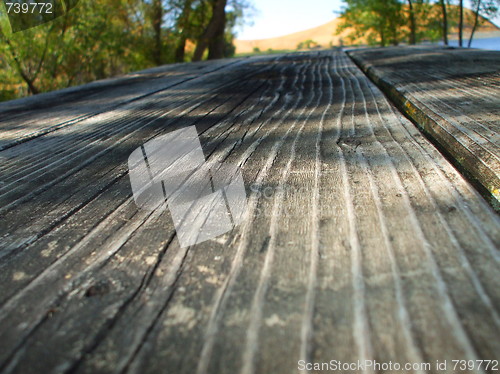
[337,0,405,46]
[297,39,319,49]
[336,0,499,46]
[0,0,250,100]
[469,0,500,22]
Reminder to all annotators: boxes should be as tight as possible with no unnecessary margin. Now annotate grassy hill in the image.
[235,10,500,54]
[234,19,347,54]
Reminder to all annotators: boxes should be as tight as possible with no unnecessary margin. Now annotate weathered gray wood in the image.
[0,58,245,152]
[0,50,498,374]
[348,46,500,211]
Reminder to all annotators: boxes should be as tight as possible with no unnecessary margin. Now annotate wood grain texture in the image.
[347,46,500,210]
[0,50,498,374]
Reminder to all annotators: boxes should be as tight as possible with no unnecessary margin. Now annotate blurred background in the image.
[1,0,499,101]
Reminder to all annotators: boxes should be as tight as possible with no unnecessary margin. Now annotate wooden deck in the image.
[348,46,500,210]
[0,50,499,374]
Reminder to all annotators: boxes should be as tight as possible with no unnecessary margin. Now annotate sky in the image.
[236,0,500,41]
[236,0,344,40]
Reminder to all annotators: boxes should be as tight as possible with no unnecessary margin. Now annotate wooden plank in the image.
[347,46,500,210]
[0,50,498,374]
[0,58,245,151]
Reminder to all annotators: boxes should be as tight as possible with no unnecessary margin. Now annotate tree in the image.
[337,0,498,47]
[336,0,405,46]
[151,0,164,64]
[0,0,251,100]
[439,0,449,45]
[408,0,417,44]
[0,27,51,94]
[192,0,227,60]
[459,0,464,46]
[469,0,482,47]
[468,0,500,47]
[174,0,193,62]
[1,0,157,96]
[297,39,319,49]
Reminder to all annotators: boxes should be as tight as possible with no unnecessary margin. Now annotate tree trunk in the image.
[174,0,193,63]
[192,0,227,61]
[391,26,399,45]
[0,33,40,94]
[207,13,226,59]
[152,0,163,65]
[408,0,416,44]
[440,0,448,45]
[379,27,386,47]
[21,73,39,95]
[459,0,464,47]
[175,36,187,62]
[468,0,481,48]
